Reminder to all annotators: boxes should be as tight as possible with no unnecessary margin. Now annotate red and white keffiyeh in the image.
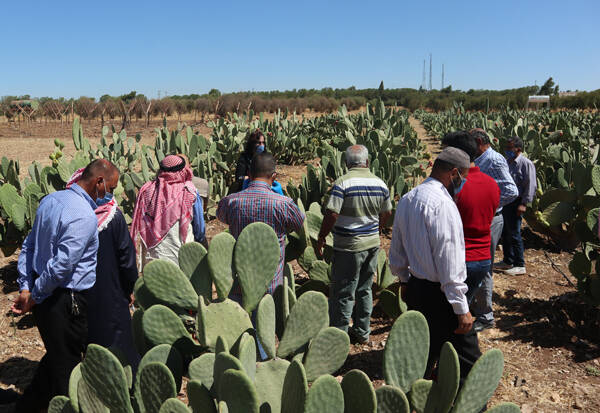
[66,167,118,232]
[130,155,196,249]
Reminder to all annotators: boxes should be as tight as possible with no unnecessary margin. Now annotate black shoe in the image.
[0,388,19,404]
[348,328,369,345]
[473,320,495,333]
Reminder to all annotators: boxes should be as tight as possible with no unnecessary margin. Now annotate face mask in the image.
[451,171,467,196]
[96,181,113,206]
[255,144,265,154]
[505,150,516,160]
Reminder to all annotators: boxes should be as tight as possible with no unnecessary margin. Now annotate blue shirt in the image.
[17,183,99,303]
[192,193,205,243]
[508,154,537,205]
[474,147,519,210]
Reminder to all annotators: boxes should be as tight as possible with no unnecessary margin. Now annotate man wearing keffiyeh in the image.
[130,155,206,269]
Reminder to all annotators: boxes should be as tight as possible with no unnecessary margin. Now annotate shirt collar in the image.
[247,180,272,190]
[70,183,98,210]
[423,177,453,200]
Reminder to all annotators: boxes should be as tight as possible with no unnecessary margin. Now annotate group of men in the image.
[5,128,536,411]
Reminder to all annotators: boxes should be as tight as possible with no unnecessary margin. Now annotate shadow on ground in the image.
[492,290,600,362]
[0,357,37,391]
[0,260,18,294]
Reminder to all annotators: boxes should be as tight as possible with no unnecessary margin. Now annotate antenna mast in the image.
[442,64,445,89]
[422,60,426,89]
[429,53,432,91]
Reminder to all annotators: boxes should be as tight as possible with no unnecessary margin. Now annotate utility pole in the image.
[442,64,445,89]
[422,59,426,90]
[429,53,432,91]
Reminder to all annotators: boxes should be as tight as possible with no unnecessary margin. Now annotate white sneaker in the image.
[493,261,513,271]
[504,266,526,276]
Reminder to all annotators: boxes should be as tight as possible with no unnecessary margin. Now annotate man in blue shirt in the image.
[12,159,119,413]
[469,129,518,332]
[497,136,537,276]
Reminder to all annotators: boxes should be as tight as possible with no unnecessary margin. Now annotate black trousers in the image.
[17,288,88,413]
[406,277,481,381]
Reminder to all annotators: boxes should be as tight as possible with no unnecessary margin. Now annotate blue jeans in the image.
[465,259,491,305]
[501,200,525,267]
[471,213,503,323]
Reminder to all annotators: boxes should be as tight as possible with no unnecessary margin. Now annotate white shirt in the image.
[389,177,469,315]
[137,221,194,272]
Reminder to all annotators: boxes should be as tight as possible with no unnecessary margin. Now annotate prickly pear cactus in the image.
[48,395,76,413]
[281,360,308,413]
[254,359,290,413]
[256,294,276,359]
[235,332,257,381]
[218,369,259,413]
[188,353,216,394]
[383,311,429,392]
[80,344,133,413]
[375,385,410,413]
[187,380,217,413]
[486,402,521,413]
[78,379,109,413]
[425,341,459,413]
[207,233,236,299]
[410,379,433,413]
[340,369,376,413]
[304,375,344,413]
[234,222,281,313]
[303,327,350,382]
[213,353,244,400]
[178,242,211,299]
[143,259,198,312]
[158,398,191,413]
[277,291,329,358]
[139,362,177,413]
[196,297,253,351]
[142,304,201,356]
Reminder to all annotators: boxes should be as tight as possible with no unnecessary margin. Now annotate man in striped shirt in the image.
[217,153,305,294]
[317,145,393,344]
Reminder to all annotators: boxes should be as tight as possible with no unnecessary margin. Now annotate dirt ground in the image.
[1,117,599,412]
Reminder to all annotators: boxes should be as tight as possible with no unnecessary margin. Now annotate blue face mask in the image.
[505,150,516,160]
[96,181,113,206]
[255,144,265,154]
[452,171,467,196]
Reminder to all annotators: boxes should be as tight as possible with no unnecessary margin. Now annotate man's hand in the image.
[316,236,326,257]
[454,312,474,334]
[11,290,36,315]
[516,204,527,216]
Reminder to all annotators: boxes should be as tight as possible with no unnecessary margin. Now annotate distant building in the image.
[526,95,550,110]
[558,91,579,97]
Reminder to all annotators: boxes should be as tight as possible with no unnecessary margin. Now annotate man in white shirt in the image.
[390,146,481,380]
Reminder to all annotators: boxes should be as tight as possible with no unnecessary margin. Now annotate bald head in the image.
[80,159,119,182]
[345,145,369,168]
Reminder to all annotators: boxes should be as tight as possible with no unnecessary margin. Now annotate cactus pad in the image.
[304,375,344,413]
[486,402,522,413]
[281,360,308,413]
[234,222,281,313]
[375,385,409,413]
[277,291,329,358]
[213,353,244,400]
[340,369,376,413]
[143,259,199,312]
[187,380,217,413]
[158,398,191,413]
[304,327,350,381]
[188,353,216,394]
[136,344,183,394]
[309,260,330,284]
[207,232,236,299]
[427,341,459,413]
[80,344,132,413]
[48,395,76,413]
[142,305,200,356]
[78,379,109,412]
[452,349,504,413]
[68,363,82,412]
[197,297,253,351]
[256,294,276,359]
[254,359,291,413]
[218,369,259,413]
[236,332,257,381]
[383,310,429,392]
[410,379,432,413]
[140,362,177,413]
[215,336,229,354]
[132,308,147,355]
[178,242,212,299]
[133,277,159,310]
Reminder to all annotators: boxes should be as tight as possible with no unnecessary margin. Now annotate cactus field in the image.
[0,104,599,412]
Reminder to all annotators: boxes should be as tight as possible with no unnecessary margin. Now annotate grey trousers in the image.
[471,214,503,323]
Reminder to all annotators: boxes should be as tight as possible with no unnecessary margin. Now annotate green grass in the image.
[585,366,600,377]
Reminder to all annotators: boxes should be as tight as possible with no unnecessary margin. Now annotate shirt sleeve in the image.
[17,232,36,292]
[380,185,392,213]
[216,197,230,225]
[326,183,344,214]
[494,158,519,207]
[285,201,306,234]
[192,193,206,243]
[521,159,537,205]
[427,203,469,315]
[32,212,98,303]
[389,206,410,282]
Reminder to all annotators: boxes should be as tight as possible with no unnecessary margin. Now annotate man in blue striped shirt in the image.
[470,129,518,332]
[12,159,119,412]
[317,145,392,344]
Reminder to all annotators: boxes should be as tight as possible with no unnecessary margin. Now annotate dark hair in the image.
[244,129,265,155]
[507,135,523,149]
[468,128,491,145]
[250,153,276,178]
[442,131,478,162]
[81,159,119,181]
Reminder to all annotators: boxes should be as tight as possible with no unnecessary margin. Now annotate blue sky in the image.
[1,0,598,99]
